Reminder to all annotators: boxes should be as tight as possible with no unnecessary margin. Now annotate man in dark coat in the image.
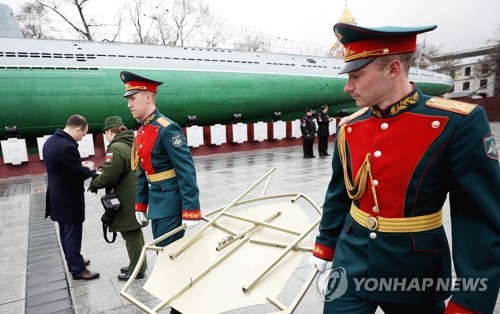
[300,108,316,158]
[309,23,500,313]
[316,104,333,156]
[44,114,100,280]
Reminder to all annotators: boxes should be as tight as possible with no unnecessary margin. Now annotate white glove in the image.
[182,220,200,230]
[309,255,328,273]
[135,212,147,225]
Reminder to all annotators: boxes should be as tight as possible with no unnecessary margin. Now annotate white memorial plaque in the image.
[210,124,226,146]
[1,138,28,165]
[103,133,110,148]
[329,118,337,135]
[253,122,267,142]
[272,121,286,140]
[78,134,95,158]
[291,119,302,138]
[232,123,247,143]
[186,125,204,147]
[37,135,52,160]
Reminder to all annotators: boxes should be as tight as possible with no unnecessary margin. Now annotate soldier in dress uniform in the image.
[300,108,317,158]
[316,104,333,156]
[120,71,201,249]
[309,23,500,313]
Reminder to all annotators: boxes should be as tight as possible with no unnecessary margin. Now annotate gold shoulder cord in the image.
[130,136,139,172]
[337,125,380,212]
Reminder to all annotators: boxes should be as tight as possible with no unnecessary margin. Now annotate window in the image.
[479,79,488,89]
[462,82,470,90]
[450,69,455,78]
[464,67,471,76]
[481,64,489,74]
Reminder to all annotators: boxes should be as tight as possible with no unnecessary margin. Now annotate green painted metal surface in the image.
[0,68,451,138]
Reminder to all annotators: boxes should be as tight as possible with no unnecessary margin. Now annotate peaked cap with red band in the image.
[120,71,164,97]
[334,23,437,74]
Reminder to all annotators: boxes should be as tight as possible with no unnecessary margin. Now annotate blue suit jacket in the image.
[43,129,93,224]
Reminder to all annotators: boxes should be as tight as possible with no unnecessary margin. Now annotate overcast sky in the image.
[2,0,499,54]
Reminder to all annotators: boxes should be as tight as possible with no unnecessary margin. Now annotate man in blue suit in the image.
[44,114,100,280]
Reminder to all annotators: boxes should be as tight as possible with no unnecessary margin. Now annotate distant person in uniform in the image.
[316,104,333,156]
[309,23,500,313]
[89,116,148,281]
[43,114,100,280]
[300,108,316,158]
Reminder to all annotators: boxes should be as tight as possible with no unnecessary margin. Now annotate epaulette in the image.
[157,116,171,127]
[339,107,369,126]
[426,97,476,115]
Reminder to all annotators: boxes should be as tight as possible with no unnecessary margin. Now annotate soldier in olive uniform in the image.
[90,116,148,281]
[120,71,201,252]
[300,108,317,158]
[316,104,333,156]
[309,23,500,314]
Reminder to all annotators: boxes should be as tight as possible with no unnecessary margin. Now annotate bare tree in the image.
[484,25,500,96]
[200,12,227,48]
[16,2,50,38]
[233,29,270,52]
[171,0,210,46]
[34,0,97,40]
[125,0,161,44]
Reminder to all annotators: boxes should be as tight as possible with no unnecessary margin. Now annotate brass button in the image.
[367,216,379,231]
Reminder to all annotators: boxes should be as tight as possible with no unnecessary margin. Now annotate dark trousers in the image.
[303,138,314,157]
[121,228,147,273]
[58,222,85,275]
[152,214,185,247]
[324,290,445,314]
[318,135,329,155]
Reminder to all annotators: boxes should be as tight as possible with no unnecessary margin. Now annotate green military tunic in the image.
[313,87,500,313]
[90,130,147,232]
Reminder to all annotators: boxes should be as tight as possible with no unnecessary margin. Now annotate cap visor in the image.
[123,89,140,97]
[338,58,375,74]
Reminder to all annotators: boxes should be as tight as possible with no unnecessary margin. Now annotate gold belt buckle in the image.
[367,216,379,231]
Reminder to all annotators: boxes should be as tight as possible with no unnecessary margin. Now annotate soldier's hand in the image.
[182,219,200,230]
[309,255,328,273]
[135,212,147,225]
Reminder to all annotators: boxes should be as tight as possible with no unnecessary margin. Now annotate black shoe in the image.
[304,156,310,159]
[310,155,316,158]
[319,153,325,157]
[84,259,90,267]
[117,271,145,281]
[120,266,128,274]
[324,153,331,156]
